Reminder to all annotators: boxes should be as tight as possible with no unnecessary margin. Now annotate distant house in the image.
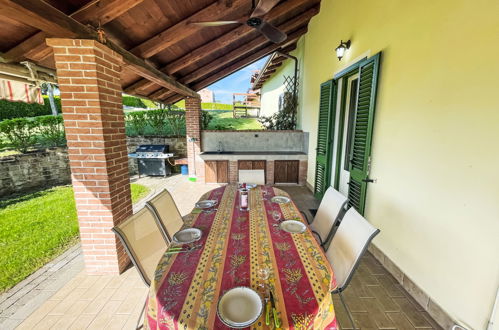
[198,88,214,103]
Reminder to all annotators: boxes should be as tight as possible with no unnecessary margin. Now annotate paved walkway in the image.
[2,176,442,329]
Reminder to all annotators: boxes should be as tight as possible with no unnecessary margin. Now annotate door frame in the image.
[328,58,367,190]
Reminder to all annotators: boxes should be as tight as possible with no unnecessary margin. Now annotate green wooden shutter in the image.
[347,53,381,214]
[314,80,337,199]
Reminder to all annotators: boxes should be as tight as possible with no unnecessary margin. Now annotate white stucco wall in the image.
[259,0,499,328]
[259,38,305,118]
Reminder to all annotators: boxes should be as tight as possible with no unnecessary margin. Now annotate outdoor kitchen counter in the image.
[199,151,308,160]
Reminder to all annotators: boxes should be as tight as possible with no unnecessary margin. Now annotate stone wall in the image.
[0,136,186,198]
[0,148,71,197]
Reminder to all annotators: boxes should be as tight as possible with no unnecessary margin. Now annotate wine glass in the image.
[272,210,281,222]
[257,267,270,293]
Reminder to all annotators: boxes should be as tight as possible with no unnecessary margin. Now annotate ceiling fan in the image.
[189,0,286,44]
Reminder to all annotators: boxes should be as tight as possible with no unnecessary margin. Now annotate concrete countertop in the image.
[199,151,308,161]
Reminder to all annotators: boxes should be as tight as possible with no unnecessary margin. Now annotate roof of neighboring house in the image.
[251,51,290,90]
[0,0,320,104]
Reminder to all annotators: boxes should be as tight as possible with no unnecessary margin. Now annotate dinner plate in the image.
[195,200,217,209]
[217,287,263,328]
[279,220,306,234]
[271,195,291,204]
[172,228,202,244]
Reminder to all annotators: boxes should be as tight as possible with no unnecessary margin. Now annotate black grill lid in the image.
[136,145,169,153]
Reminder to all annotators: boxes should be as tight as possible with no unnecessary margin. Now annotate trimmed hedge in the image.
[0,96,61,120]
[0,95,159,121]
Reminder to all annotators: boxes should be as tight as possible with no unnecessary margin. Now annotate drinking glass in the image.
[257,267,270,293]
[272,210,281,222]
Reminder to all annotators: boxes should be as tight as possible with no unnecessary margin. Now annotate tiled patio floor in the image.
[13,177,441,329]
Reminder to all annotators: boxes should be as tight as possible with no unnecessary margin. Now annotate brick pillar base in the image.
[47,38,132,275]
[185,97,204,182]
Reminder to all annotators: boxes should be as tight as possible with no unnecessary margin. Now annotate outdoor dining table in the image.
[144,185,337,329]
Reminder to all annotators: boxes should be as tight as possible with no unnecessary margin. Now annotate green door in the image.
[314,80,337,199]
[347,53,381,214]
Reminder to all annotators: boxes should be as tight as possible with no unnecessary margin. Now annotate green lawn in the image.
[207,111,263,130]
[0,183,150,293]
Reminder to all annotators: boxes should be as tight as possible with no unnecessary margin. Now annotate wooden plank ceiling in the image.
[0,0,321,104]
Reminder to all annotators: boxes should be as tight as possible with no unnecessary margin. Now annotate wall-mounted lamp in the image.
[335,40,351,61]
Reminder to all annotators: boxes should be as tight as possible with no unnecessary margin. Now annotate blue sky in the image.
[206,57,268,104]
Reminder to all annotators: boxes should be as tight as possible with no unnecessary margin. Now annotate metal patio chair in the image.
[111,207,169,329]
[325,207,380,330]
[146,189,184,243]
[308,187,349,249]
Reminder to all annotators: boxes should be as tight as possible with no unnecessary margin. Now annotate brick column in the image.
[298,160,308,185]
[185,96,204,182]
[47,38,132,275]
[267,160,275,185]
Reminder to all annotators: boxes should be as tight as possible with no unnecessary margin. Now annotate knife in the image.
[269,291,281,328]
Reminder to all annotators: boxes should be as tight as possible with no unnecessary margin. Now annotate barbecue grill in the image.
[129,145,175,177]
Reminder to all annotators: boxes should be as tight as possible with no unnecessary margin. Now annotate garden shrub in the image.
[125,111,148,135]
[0,118,38,153]
[35,115,65,147]
[147,109,168,135]
[165,109,185,136]
[258,92,297,130]
[201,111,213,130]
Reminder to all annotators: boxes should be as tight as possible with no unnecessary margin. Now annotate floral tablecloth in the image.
[145,185,337,329]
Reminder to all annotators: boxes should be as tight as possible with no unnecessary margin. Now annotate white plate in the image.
[195,200,217,209]
[279,220,306,234]
[271,195,291,204]
[217,287,263,328]
[172,228,202,244]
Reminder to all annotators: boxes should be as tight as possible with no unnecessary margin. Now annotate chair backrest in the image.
[111,208,168,286]
[311,187,348,246]
[146,189,184,243]
[238,169,265,185]
[325,207,380,292]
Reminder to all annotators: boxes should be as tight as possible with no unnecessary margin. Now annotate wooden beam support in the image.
[124,0,318,93]
[190,29,304,90]
[147,88,172,101]
[179,7,317,85]
[129,0,249,59]
[71,0,144,26]
[163,41,300,105]
[4,0,144,63]
[1,0,198,98]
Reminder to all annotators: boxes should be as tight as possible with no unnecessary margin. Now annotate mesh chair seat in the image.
[146,189,184,243]
[310,187,348,248]
[325,207,379,329]
[112,207,168,287]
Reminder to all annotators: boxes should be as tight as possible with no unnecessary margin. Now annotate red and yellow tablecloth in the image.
[145,185,337,329]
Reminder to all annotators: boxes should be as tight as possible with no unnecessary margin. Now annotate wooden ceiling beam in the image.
[162,39,301,104]
[189,32,302,91]
[3,0,145,63]
[0,0,198,98]
[148,88,171,101]
[179,6,318,85]
[123,0,318,94]
[129,0,249,59]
